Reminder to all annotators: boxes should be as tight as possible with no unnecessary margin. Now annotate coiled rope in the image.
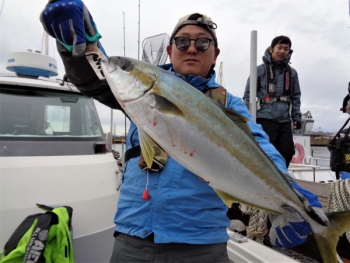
[326,178,350,242]
[239,203,268,243]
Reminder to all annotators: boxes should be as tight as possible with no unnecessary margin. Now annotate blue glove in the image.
[269,182,329,248]
[40,0,101,57]
[291,182,329,226]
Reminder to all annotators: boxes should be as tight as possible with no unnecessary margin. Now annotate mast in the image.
[122,11,126,156]
[137,0,140,60]
[123,11,126,57]
[110,108,113,150]
[43,32,49,55]
[218,62,223,85]
[249,30,257,122]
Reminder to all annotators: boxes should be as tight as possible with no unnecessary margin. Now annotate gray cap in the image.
[169,13,218,47]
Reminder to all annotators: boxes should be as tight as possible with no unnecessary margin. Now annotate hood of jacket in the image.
[263,47,293,66]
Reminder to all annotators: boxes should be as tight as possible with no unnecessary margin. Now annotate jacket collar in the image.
[159,63,220,92]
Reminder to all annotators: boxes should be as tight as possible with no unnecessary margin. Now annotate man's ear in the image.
[213,47,220,65]
[268,47,273,53]
[166,45,172,62]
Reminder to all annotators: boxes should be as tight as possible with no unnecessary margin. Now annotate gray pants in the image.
[110,233,230,263]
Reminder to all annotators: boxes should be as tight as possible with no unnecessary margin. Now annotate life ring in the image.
[292,142,305,164]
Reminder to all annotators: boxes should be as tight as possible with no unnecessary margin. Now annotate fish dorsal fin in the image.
[138,128,156,169]
[223,108,251,134]
[212,101,255,141]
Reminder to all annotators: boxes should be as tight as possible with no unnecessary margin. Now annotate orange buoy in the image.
[292,142,305,164]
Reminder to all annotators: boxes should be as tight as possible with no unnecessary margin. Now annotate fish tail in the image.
[313,210,350,263]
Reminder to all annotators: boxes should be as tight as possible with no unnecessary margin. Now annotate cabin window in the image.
[0,85,103,138]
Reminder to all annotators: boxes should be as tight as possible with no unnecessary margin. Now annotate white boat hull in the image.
[227,230,298,263]
[0,154,120,262]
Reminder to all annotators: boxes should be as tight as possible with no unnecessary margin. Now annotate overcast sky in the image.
[0,0,349,134]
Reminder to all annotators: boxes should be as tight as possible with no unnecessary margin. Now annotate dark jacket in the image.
[243,48,301,123]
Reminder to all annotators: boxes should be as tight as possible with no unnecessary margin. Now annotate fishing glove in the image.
[40,0,103,57]
[291,182,329,226]
[269,182,329,248]
[269,206,311,248]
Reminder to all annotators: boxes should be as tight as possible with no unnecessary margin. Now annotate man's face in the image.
[269,43,290,61]
[166,25,220,78]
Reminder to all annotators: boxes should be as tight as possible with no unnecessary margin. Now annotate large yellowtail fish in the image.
[101,56,350,263]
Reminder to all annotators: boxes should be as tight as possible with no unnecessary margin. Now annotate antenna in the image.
[138,0,140,60]
[249,30,258,122]
[110,11,128,151]
[42,32,49,55]
[0,0,4,17]
[110,107,113,151]
[122,11,127,156]
[217,62,224,85]
[123,11,125,56]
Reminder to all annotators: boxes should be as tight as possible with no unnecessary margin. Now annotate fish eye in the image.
[110,57,134,72]
[119,57,133,71]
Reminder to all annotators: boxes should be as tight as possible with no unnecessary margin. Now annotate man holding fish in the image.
[40,1,350,263]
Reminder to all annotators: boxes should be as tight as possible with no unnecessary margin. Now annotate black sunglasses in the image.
[173,36,213,52]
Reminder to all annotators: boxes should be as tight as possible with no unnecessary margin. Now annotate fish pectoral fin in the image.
[138,128,156,169]
[152,93,183,116]
[138,127,168,169]
[213,188,239,207]
[222,108,253,137]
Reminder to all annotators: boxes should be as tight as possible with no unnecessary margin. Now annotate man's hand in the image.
[40,0,101,57]
[293,121,301,131]
[269,206,311,248]
[291,182,329,226]
[269,182,329,249]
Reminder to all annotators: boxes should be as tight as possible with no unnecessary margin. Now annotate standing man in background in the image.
[243,36,302,167]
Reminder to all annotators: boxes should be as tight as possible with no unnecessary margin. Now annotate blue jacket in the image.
[114,64,289,244]
[243,48,302,123]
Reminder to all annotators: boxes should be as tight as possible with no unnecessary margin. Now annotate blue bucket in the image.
[339,172,350,180]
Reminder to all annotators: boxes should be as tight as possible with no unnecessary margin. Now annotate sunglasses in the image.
[173,36,213,52]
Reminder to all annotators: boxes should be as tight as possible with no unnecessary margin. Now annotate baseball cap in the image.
[169,13,218,47]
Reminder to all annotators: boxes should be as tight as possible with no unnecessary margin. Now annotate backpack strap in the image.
[262,57,292,100]
[204,86,227,107]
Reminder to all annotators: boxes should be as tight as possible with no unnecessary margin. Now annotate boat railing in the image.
[304,156,330,166]
[289,161,331,182]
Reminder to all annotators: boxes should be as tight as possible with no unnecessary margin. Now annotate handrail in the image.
[289,163,325,182]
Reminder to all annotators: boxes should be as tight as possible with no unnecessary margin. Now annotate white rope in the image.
[240,204,268,243]
[326,179,350,244]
